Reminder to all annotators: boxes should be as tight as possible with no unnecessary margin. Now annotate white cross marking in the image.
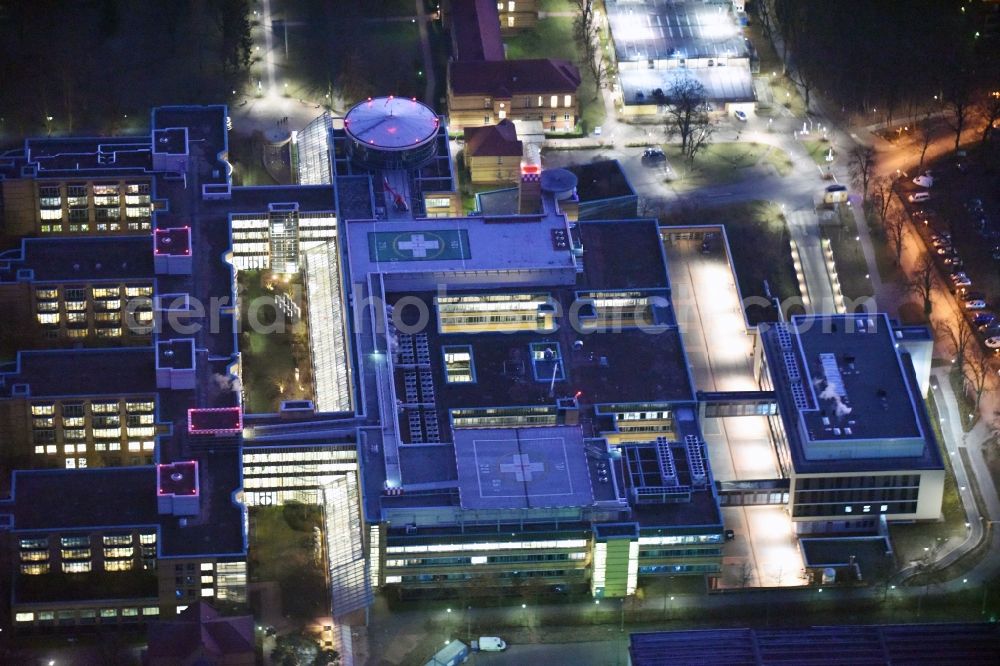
[397,234,440,258]
[499,454,545,482]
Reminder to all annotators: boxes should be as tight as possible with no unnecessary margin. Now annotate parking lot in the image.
[896,145,1000,349]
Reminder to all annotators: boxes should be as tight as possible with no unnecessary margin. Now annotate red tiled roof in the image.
[464,120,524,157]
[451,0,505,61]
[449,59,582,96]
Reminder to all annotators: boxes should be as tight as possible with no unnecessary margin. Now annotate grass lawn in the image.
[744,21,806,118]
[540,0,577,11]
[249,504,328,620]
[358,23,423,98]
[986,438,1000,505]
[949,366,979,432]
[503,17,606,134]
[821,205,875,303]
[367,0,417,17]
[889,393,968,577]
[663,142,788,192]
[238,271,312,413]
[229,132,278,186]
[802,138,835,167]
[660,200,801,325]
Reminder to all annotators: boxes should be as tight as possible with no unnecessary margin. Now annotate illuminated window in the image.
[104,546,134,558]
[564,95,571,106]
[105,559,134,572]
[443,346,476,383]
[103,534,132,546]
[20,563,50,575]
[63,561,92,573]
[15,613,35,622]
[550,95,558,108]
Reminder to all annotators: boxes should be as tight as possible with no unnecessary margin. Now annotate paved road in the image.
[473,640,626,666]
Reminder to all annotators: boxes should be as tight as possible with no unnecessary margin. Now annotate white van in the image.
[472,636,507,652]
[908,192,931,203]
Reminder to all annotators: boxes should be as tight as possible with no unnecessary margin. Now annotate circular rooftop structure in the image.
[541,168,578,200]
[343,96,440,170]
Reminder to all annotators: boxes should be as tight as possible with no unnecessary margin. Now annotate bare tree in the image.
[870,174,895,227]
[907,255,936,317]
[662,78,714,162]
[945,74,974,151]
[917,108,936,171]
[938,315,975,381]
[739,561,755,589]
[965,342,992,415]
[849,146,877,202]
[572,0,607,98]
[977,92,1000,145]
[883,207,907,266]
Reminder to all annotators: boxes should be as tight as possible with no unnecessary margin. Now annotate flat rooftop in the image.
[158,461,199,496]
[453,426,595,510]
[1,348,156,398]
[629,623,1000,666]
[152,128,187,155]
[25,136,153,174]
[188,407,243,435]
[608,2,750,63]
[345,213,575,278]
[4,466,159,530]
[226,184,338,213]
[154,226,191,256]
[619,66,754,105]
[791,314,921,442]
[763,315,943,474]
[388,286,689,443]
[157,338,195,370]
[0,235,153,283]
[567,161,635,202]
[579,220,669,289]
[2,451,245,557]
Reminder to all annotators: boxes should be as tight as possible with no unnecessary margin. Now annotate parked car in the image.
[734,110,748,122]
[973,312,996,328]
[641,147,666,165]
[912,174,934,188]
[936,245,956,256]
[950,272,972,288]
[909,192,931,203]
[472,637,507,652]
[962,291,986,302]
[943,255,963,269]
[985,337,1000,350]
[965,299,987,310]
[932,236,952,249]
